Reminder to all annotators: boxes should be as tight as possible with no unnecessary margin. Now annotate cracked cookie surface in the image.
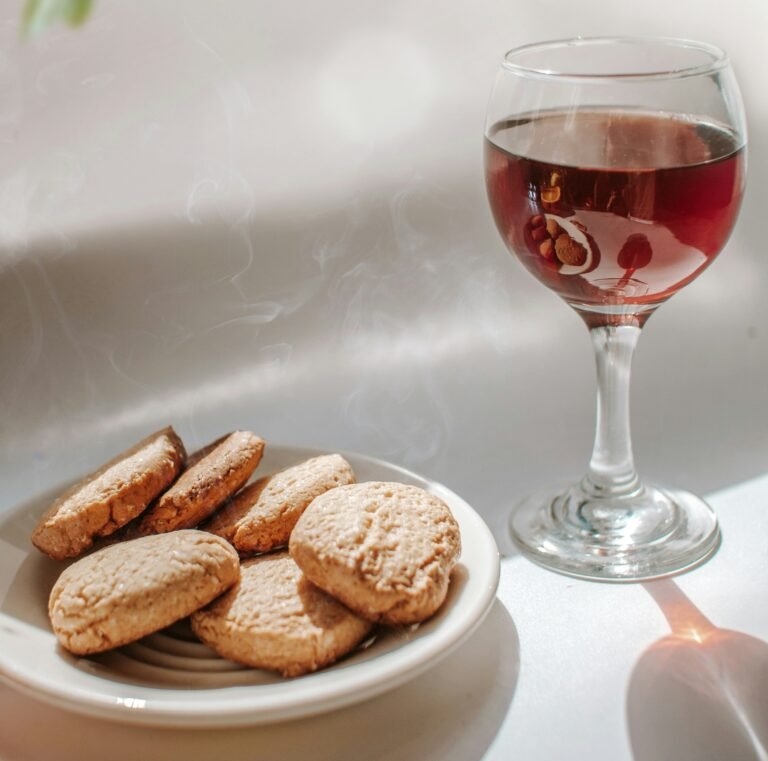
[31,427,186,560]
[138,431,264,534]
[289,482,461,625]
[48,530,240,655]
[204,454,355,553]
[191,552,373,677]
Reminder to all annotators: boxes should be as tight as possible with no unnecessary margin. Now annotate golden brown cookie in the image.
[290,482,461,626]
[191,552,373,677]
[137,431,264,534]
[49,531,240,655]
[204,454,355,553]
[31,427,186,560]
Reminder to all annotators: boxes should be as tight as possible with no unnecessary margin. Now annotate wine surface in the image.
[485,110,745,323]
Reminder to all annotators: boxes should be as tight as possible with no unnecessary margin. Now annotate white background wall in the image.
[0,0,766,542]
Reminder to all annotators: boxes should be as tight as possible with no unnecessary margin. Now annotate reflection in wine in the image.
[485,110,745,326]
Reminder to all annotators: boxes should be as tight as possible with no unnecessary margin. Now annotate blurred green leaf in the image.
[22,0,94,37]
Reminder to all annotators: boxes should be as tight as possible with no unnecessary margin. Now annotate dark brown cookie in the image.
[137,431,264,534]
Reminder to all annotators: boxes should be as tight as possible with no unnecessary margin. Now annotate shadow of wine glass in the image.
[627,579,768,761]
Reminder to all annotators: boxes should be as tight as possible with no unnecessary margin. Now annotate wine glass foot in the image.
[509,483,721,582]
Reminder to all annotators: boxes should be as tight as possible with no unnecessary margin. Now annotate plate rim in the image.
[0,444,500,727]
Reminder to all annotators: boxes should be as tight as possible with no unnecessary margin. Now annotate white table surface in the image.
[2,473,767,761]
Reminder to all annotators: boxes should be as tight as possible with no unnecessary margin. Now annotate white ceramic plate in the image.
[0,445,499,727]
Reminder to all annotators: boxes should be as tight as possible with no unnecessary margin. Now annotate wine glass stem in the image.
[582,324,642,499]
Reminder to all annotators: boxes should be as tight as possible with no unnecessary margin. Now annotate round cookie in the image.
[289,482,461,626]
[49,530,240,655]
[31,427,186,560]
[138,430,264,534]
[191,552,373,677]
[204,454,356,553]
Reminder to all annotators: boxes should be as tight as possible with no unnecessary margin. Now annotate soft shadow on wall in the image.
[0,181,579,500]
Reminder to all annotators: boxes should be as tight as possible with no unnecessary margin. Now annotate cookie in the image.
[184,433,231,469]
[31,427,186,560]
[138,431,264,534]
[191,552,373,677]
[49,530,240,655]
[204,454,355,553]
[289,482,461,626]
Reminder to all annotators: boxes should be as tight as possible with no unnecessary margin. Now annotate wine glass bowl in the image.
[484,38,746,581]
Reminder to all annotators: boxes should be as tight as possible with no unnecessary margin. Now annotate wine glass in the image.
[484,37,746,581]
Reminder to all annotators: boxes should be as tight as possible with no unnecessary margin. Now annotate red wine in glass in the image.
[485,109,745,326]
[485,38,747,581]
